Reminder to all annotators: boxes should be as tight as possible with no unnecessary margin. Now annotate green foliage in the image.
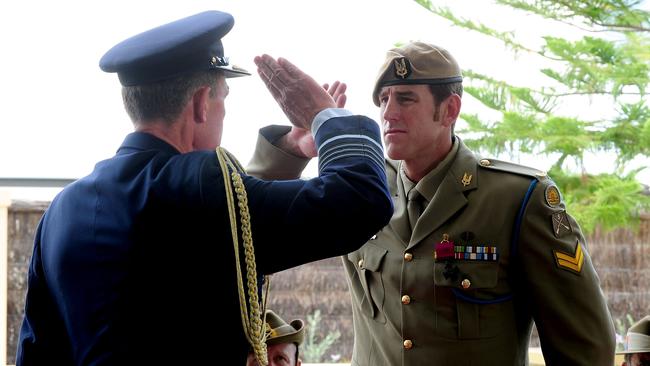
[551,167,650,232]
[300,309,341,363]
[496,0,650,32]
[601,101,650,162]
[415,0,650,233]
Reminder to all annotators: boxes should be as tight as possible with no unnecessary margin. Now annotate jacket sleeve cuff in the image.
[246,125,310,180]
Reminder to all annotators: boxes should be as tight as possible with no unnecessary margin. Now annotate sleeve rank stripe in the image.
[553,241,584,273]
[319,143,384,167]
[317,133,383,155]
[319,148,385,172]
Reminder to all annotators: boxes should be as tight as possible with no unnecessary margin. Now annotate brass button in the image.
[461,278,471,289]
[479,159,491,166]
[404,253,413,262]
[358,259,364,268]
[401,295,411,305]
[403,339,413,350]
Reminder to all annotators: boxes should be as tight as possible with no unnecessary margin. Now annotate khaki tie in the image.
[407,189,424,231]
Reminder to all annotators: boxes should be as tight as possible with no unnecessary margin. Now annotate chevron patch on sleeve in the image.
[553,241,584,274]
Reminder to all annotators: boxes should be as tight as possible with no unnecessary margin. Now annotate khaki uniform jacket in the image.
[249,127,616,366]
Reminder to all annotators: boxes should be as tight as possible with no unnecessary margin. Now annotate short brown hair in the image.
[428,82,463,106]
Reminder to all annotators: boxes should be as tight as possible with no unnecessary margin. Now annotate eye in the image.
[397,95,414,104]
[273,354,290,364]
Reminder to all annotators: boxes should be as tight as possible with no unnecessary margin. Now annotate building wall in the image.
[5,201,49,363]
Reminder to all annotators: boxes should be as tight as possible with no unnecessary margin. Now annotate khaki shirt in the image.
[249,128,616,366]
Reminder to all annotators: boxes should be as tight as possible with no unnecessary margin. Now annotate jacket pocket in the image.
[347,244,388,323]
[433,260,512,339]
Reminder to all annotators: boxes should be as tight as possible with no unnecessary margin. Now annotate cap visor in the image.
[218,65,251,78]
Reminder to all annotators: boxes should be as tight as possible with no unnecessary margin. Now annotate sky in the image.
[0,0,648,200]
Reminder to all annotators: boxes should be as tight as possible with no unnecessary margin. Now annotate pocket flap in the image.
[349,244,388,272]
[434,261,499,289]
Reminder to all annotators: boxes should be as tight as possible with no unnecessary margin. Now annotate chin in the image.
[386,148,405,161]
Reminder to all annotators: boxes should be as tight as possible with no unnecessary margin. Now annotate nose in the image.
[381,95,399,123]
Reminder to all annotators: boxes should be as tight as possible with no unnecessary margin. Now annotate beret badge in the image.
[394,57,412,79]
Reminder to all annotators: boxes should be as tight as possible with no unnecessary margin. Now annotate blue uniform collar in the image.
[117,132,181,155]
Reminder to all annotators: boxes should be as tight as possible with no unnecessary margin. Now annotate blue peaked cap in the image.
[99,10,250,86]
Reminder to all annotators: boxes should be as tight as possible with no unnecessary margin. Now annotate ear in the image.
[442,93,461,127]
[192,86,212,124]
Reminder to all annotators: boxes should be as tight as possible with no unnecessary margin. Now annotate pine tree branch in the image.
[592,22,650,32]
[499,0,650,32]
[544,91,644,96]
[552,0,650,32]
[414,1,565,61]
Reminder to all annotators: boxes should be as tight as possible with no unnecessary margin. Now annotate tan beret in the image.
[372,41,462,106]
[264,309,305,346]
[617,315,650,354]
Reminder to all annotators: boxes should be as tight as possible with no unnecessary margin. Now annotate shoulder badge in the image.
[553,241,584,274]
[394,57,412,79]
[545,185,561,207]
[551,211,572,237]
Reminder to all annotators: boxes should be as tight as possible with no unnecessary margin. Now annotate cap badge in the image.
[265,322,278,338]
[210,56,229,67]
[394,57,412,79]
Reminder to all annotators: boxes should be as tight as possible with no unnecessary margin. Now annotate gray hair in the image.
[122,70,222,125]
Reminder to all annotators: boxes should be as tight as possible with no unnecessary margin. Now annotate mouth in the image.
[384,128,406,136]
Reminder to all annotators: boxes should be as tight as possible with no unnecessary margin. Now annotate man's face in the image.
[378,84,451,162]
[193,76,229,150]
[246,343,300,366]
[624,352,650,366]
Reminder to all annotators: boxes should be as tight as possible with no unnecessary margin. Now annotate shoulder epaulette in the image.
[477,158,548,181]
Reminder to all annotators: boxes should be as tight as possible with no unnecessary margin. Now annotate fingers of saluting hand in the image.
[254,54,287,89]
[329,81,347,108]
[254,54,285,103]
[277,57,306,80]
[254,55,338,130]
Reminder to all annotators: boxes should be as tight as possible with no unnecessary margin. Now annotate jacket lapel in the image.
[408,141,479,248]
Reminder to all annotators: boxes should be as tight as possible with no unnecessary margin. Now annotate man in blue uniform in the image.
[15,10,392,365]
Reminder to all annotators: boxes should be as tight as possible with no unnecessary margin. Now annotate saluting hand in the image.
[323,81,348,109]
[279,81,348,158]
[254,55,337,130]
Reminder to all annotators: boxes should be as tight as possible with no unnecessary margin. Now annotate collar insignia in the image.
[461,173,472,187]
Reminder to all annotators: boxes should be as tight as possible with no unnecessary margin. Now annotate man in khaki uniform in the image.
[247,310,305,366]
[618,315,650,366]
[248,42,615,365]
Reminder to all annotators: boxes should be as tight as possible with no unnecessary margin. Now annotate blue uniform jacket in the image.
[16,115,392,365]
